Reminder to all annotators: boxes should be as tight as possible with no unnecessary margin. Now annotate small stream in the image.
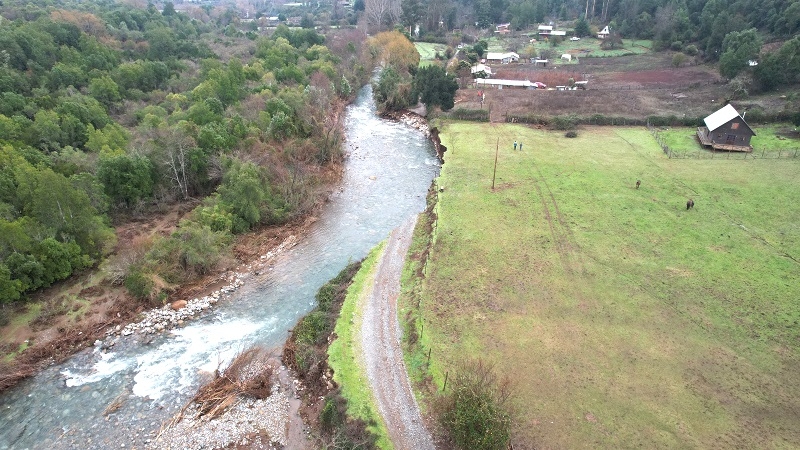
[0,84,440,449]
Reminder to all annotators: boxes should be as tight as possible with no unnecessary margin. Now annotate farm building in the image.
[495,23,511,34]
[474,78,538,89]
[696,104,755,152]
[471,63,493,77]
[486,52,520,64]
[537,25,566,36]
[598,25,610,38]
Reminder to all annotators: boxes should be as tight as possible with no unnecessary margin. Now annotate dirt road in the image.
[361,215,436,450]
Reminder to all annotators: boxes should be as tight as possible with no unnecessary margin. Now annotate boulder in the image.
[170,300,188,311]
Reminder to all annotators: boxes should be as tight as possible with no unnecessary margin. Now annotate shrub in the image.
[124,268,153,300]
[565,130,578,138]
[447,108,490,122]
[551,114,578,130]
[672,53,686,67]
[439,360,513,450]
[684,44,698,56]
[670,41,683,51]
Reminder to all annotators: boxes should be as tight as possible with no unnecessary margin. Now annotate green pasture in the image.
[658,124,800,155]
[415,42,447,66]
[528,37,652,59]
[416,122,800,448]
[327,243,392,449]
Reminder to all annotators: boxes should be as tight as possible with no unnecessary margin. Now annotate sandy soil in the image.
[361,215,436,450]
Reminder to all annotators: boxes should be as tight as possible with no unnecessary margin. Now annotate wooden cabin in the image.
[697,104,756,152]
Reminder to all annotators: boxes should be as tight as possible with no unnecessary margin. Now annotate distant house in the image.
[538,25,553,35]
[471,63,493,78]
[495,23,511,34]
[532,58,549,66]
[597,25,610,39]
[486,52,520,64]
[696,104,755,152]
[550,30,566,36]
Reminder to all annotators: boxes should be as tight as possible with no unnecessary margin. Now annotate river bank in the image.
[0,83,440,449]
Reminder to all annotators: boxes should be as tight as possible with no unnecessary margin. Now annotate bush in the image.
[551,114,578,130]
[565,130,578,138]
[439,360,513,450]
[684,44,698,56]
[670,41,683,51]
[672,53,686,67]
[124,268,153,300]
[447,108,490,122]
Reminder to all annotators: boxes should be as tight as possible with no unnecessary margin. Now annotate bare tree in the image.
[151,128,197,201]
[365,0,399,31]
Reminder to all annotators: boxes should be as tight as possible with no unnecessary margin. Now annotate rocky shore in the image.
[88,234,313,449]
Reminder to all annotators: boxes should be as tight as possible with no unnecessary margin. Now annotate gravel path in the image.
[361,215,436,450]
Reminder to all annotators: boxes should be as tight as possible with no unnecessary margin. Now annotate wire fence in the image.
[647,122,800,160]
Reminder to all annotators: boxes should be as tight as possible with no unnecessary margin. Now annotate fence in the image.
[647,121,800,160]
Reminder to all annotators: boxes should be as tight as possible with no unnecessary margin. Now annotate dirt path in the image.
[361,215,436,450]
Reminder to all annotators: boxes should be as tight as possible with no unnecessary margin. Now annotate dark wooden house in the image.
[697,104,756,152]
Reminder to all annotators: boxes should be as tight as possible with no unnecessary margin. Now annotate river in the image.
[0,84,440,449]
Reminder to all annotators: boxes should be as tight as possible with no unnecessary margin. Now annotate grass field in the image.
[658,124,800,156]
[414,122,800,448]
[547,38,652,57]
[415,42,448,66]
[328,243,392,449]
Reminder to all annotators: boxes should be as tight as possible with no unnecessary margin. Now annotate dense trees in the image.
[719,28,761,79]
[370,31,420,112]
[413,65,458,111]
[0,146,112,301]
[0,0,372,303]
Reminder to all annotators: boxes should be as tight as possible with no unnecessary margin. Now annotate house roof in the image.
[475,78,535,87]
[598,25,610,34]
[486,52,519,60]
[703,104,755,135]
[471,64,492,74]
[538,25,553,31]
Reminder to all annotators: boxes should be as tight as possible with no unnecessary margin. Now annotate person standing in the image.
[513,140,518,150]
[519,142,523,151]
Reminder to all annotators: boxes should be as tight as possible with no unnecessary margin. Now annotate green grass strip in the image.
[328,242,393,450]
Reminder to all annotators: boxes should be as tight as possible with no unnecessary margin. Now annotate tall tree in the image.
[412,65,458,111]
[401,0,422,32]
[719,28,760,79]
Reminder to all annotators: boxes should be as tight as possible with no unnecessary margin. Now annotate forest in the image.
[0,0,375,305]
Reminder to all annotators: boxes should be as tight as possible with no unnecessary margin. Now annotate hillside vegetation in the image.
[415,122,800,448]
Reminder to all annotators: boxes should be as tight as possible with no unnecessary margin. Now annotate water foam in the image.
[131,318,264,400]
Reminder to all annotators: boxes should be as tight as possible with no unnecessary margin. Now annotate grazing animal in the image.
[635,180,641,189]
[686,199,694,210]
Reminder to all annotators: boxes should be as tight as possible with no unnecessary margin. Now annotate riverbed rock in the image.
[170,300,188,311]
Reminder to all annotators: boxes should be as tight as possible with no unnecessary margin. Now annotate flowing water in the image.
[0,84,440,449]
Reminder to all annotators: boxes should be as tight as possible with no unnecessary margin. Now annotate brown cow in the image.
[686,199,694,210]
[635,180,641,189]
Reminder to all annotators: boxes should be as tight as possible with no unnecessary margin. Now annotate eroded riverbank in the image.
[0,84,440,449]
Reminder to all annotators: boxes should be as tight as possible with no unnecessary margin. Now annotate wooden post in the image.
[427,347,432,363]
[443,371,449,392]
[492,137,499,190]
